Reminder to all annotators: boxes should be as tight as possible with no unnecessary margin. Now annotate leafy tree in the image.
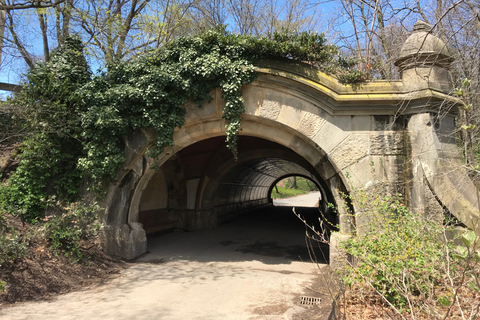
[0,36,90,221]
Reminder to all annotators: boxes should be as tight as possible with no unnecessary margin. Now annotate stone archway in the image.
[102,112,353,260]
[101,23,480,261]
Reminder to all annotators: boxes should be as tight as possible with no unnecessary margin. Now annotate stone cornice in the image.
[254,60,459,116]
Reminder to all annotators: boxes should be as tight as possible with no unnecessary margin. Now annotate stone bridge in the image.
[102,21,480,262]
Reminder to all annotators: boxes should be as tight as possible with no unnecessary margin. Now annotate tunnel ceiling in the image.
[215,157,320,206]
[174,136,329,210]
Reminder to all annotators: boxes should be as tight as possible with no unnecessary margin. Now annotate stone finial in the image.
[395,20,453,92]
[394,20,453,69]
[412,20,432,32]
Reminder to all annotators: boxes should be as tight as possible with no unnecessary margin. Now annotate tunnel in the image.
[137,136,340,248]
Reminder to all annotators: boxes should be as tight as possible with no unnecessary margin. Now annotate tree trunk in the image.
[288,176,297,189]
[0,9,6,65]
[37,9,49,62]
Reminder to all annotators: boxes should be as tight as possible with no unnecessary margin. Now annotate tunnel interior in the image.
[137,136,339,240]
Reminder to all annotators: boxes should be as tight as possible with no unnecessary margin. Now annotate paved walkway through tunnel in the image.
[0,193,332,320]
[273,191,321,207]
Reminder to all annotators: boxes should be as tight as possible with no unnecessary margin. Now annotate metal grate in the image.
[300,296,321,305]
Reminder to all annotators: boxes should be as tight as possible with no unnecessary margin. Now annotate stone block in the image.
[297,111,327,138]
[369,132,404,155]
[184,96,218,121]
[240,119,278,139]
[312,115,352,153]
[243,85,262,116]
[202,120,225,137]
[124,129,150,168]
[102,223,147,260]
[330,134,369,170]
[273,128,294,146]
[329,232,351,271]
[172,127,196,149]
[315,156,337,180]
[352,115,372,131]
[289,136,319,165]
[276,104,304,129]
[259,98,282,120]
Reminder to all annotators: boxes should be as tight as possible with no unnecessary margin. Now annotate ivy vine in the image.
[0,28,365,221]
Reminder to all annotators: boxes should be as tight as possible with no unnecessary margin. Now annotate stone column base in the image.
[102,222,147,260]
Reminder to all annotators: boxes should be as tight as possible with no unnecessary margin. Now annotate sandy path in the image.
[0,194,330,320]
[273,191,321,207]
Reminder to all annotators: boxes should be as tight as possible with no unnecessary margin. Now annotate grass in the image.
[270,177,318,199]
[271,186,311,199]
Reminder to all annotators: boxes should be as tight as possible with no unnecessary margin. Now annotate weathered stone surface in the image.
[342,155,405,190]
[330,134,369,170]
[259,99,282,120]
[297,111,327,138]
[124,129,150,169]
[242,83,262,115]
[408,113,480,234]
[352,115,372,131]
[312,115,352,153]
[184,98,219,121]
[315,157,337,180]
[273,127,295,146]
[425,184,444,223]
[276,105,304,129]
[102,223,147,260]
[370,132,404,155]
[329,232,352,271]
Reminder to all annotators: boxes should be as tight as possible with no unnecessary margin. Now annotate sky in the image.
[0,0,423,98]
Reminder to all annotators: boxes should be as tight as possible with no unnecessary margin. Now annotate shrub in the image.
[0,230,27,264]
[337,189,480,319]
[44,201,101,262]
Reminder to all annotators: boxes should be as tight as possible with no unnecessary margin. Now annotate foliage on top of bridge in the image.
[0,27,365,221]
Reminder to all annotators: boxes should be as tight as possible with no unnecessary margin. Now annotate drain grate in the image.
[300,296,321,305]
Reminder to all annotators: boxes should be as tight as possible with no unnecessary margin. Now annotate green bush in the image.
[0,230,27,264]
[341,193,444,309]
[44,201,101,262]
[0,36,89,221]
[338,189,480,318]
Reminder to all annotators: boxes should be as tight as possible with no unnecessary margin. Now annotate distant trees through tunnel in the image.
[270,176,320,204]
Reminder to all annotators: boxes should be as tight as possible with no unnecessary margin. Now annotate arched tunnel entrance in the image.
[137,136,340,263]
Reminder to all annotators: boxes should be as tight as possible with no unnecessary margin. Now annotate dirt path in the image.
[273,191,321,207]
[0,194,333,319]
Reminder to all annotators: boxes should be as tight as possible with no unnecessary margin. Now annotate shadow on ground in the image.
[142,205,329,266]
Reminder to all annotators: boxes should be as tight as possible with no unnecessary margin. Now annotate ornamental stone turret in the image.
[395,20,453,92]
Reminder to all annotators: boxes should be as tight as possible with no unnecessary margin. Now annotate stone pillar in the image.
[103,222,147,260]
[397,21,480,232]
[407,111,480,231]
[406,113,442,219]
